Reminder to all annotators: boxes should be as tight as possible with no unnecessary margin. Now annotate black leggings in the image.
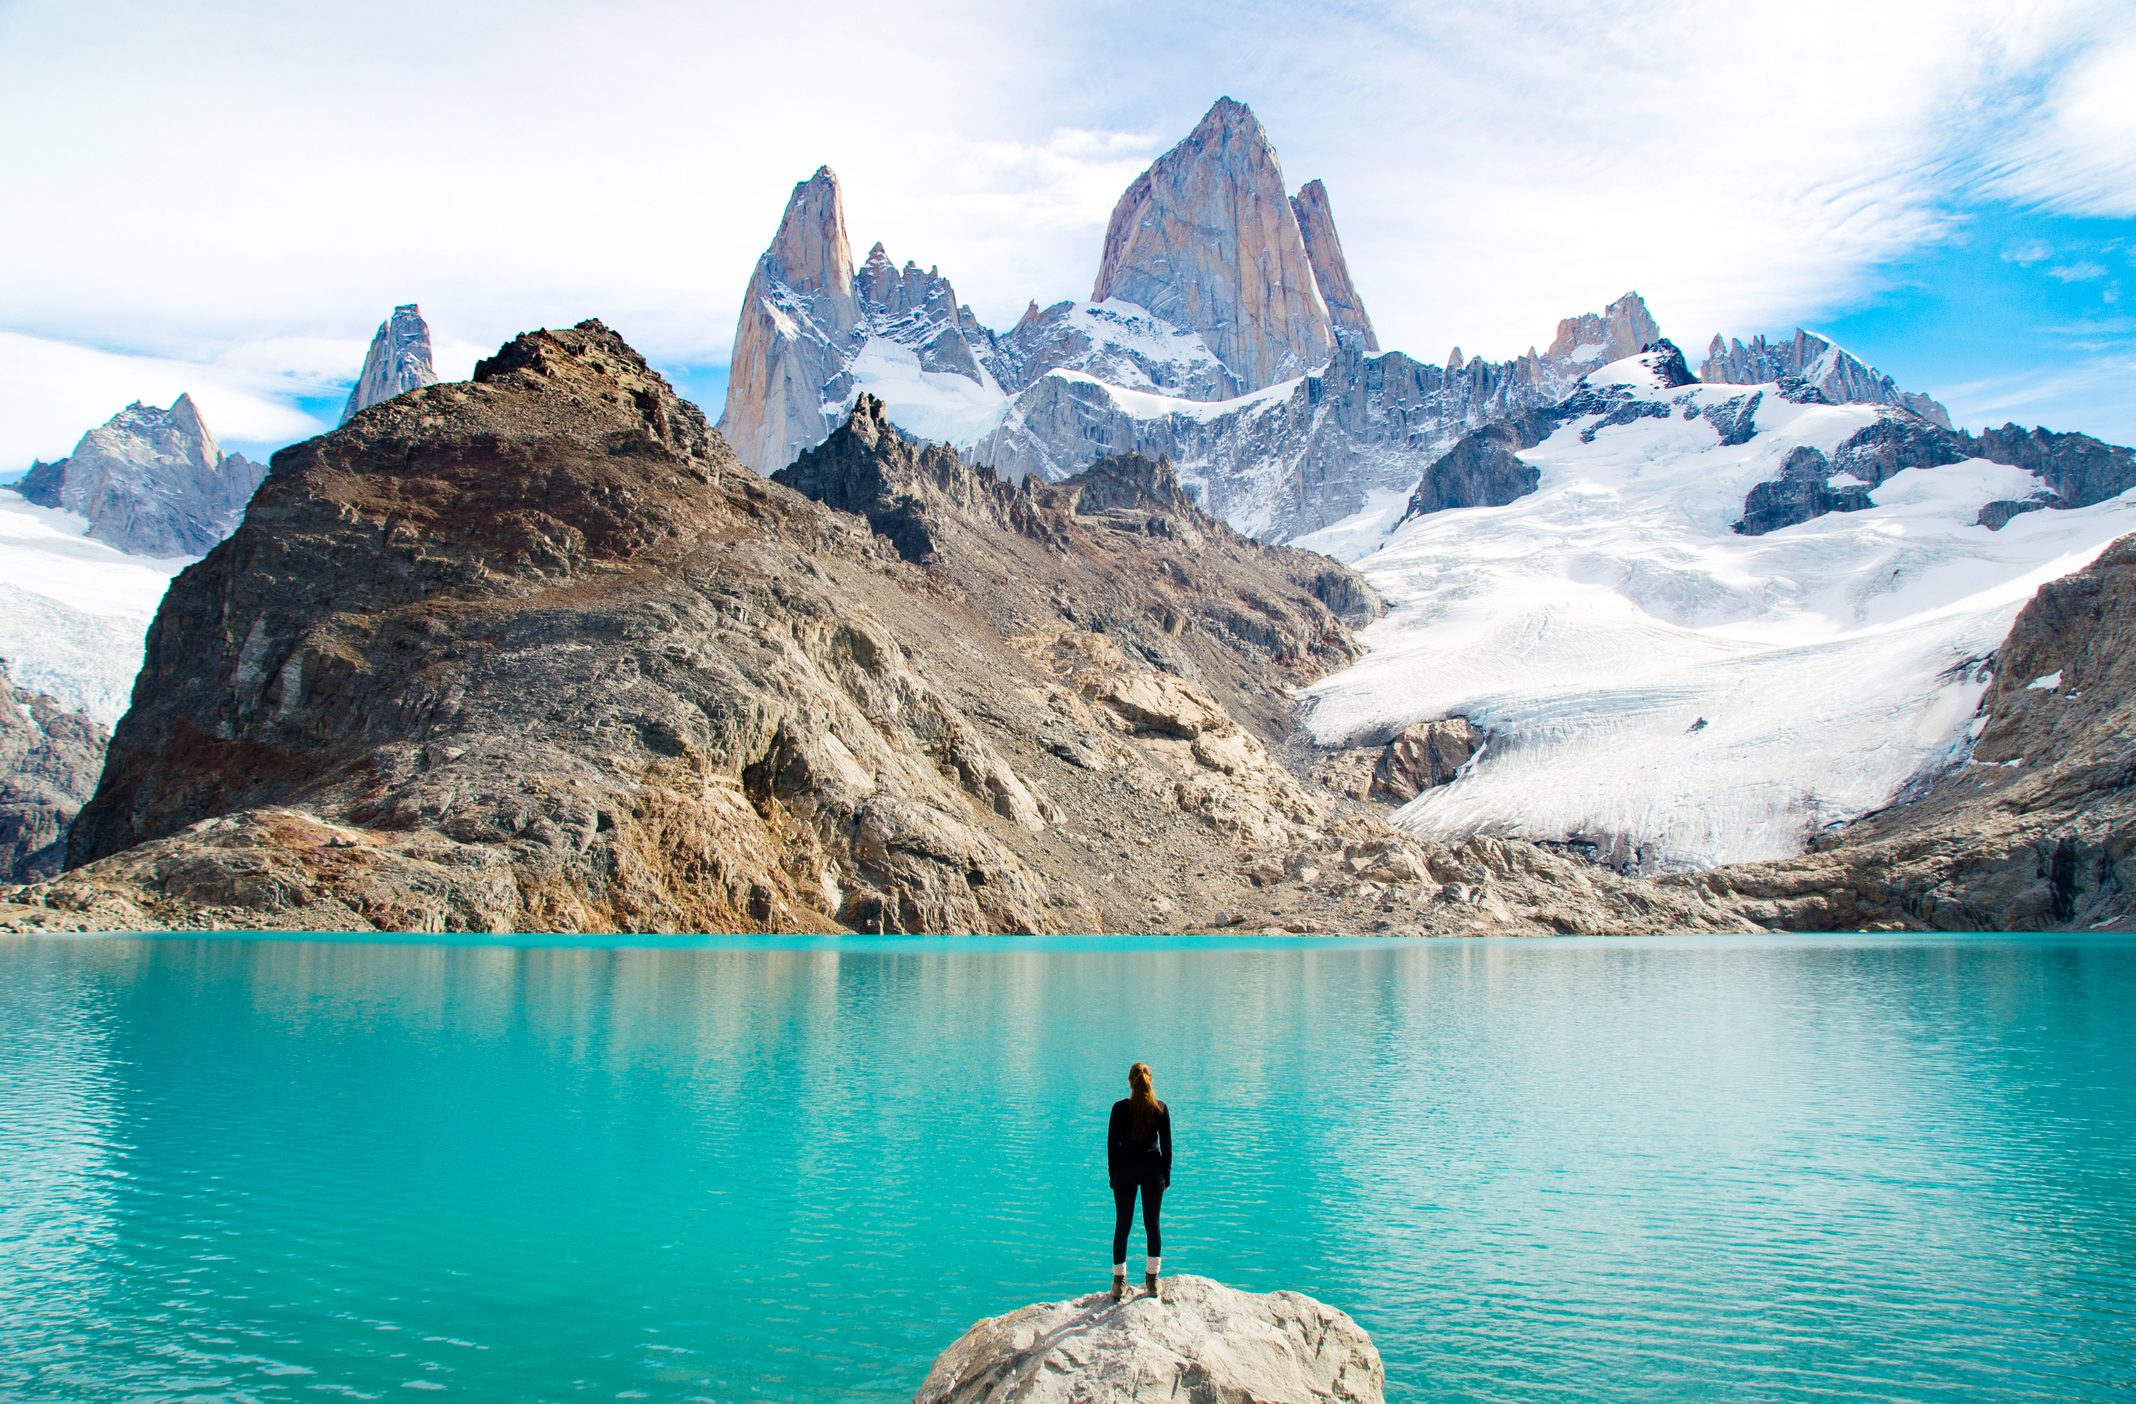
[1112,1180,1164,1264]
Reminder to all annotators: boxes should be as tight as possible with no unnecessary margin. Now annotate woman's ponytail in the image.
[1127,1062,1158,1141]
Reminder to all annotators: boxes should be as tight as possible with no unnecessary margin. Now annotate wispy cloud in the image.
[0,0,2130,450]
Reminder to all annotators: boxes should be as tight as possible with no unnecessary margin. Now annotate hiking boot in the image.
[1111,1275,1128,1302]
[1146,1271,1160,1300]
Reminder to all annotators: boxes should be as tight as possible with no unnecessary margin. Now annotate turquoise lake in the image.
[3,933,2132,1403]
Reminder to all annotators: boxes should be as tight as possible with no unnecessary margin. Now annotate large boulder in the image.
[914,1276,1383,1404]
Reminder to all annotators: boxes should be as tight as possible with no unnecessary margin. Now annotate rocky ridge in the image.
[1701,329,1952,428]
[18,394,266,556]
[1396,344,2136,542]
[340,304,439,424]
[913,1276,1383,1404]
[0,661,109,882]
[1,324,1758,937]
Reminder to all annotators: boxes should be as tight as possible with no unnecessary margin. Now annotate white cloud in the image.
[0,0,2128,437]
[2050,261,2110,280]
[1978,27,2136,216]
[2006,241,2057,264]
[0,332,328,467]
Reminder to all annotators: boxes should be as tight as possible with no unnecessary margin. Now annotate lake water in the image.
[3,933,2132,1403]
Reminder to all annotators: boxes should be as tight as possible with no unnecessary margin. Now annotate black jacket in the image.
[1108,1098,1172,1187]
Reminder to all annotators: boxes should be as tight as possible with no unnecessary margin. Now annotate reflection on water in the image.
[2,935,2132,1403]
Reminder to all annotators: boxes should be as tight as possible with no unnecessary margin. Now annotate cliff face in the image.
[717,167,864,475]
[340,304,439,424]
[1091,98,1335,392]
[18,394,266,556]
[0,662,109,882]
[717,169,1013,473]
[1290,179,1377,352]
[1686,535,2136,930]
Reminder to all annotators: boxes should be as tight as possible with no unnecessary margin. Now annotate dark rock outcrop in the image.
[1374,719,1486,802]
[1686,535,2136,930]
[1732,412,2136,536]
[1396,410,1552,520]
[0,663,109,882]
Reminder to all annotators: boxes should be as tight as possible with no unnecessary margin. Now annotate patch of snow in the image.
[1299,362,2136,871]
[1287,489,1417,564]
[2028,671,2063,691]
[843,337,1009,447]
[1569,344,1607,363]
[1043,371,1302,425]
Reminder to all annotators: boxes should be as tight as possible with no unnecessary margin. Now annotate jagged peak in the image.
[1059,451,1202,518]
[762,165,853,300]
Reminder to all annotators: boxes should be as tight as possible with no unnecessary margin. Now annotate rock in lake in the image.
[914,1275,1383,1404]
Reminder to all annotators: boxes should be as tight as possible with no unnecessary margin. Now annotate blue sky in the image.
[0,0,2130,465]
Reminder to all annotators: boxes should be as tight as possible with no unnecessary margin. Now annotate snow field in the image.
[1299,358,2136,871]
[0,491,187,722]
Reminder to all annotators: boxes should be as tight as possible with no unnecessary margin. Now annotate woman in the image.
[1107,1061,1172,1301]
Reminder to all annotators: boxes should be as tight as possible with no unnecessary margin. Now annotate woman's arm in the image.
[1159,1104,1173,1185]
[1107,1101,1124,1181]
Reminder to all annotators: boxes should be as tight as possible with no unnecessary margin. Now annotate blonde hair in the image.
[1127,1062,1158,1140]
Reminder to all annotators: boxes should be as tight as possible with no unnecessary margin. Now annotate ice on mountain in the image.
[1300,353,2136,871]
[2028,671,2063,691]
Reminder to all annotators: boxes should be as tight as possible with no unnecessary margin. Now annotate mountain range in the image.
[6,106,2136,931]
[718,97,1962,546]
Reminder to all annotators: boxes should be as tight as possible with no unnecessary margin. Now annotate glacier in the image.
[1297,351,2136,872]
[0,489,189,722]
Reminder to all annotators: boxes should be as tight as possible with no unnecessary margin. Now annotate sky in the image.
[0,0,2131,468]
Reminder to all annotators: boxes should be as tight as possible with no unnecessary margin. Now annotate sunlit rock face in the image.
[718,167,1014,474]
[340,304,438,425]
[17,394,265,557]
[1092,97,1336,393]
[1290,178,1377,353]
[1700,329,1952,428]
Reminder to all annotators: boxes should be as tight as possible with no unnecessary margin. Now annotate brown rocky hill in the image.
[3,321,1749,936]
[773,394,1375,740]
[1684,536,2136,930]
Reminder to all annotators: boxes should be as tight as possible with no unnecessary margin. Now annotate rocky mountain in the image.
[714,101,1720,546]
[0,661,109,882]
[1291,179,1377,352]
[1090,96,1336,391]
[975,294,1668,542]
[17,394,267,556]
[6,321,1749,937]
[1700,329,1952,428]
[1693,533,2136,930]
[340,303,439,424]
[717,167,1012,474]
[915,1276,1383,1404]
